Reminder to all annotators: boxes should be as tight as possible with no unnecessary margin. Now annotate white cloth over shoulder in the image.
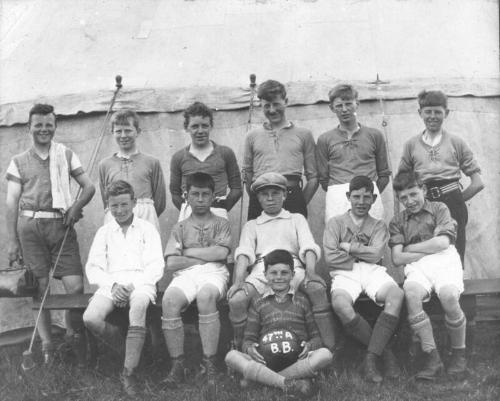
[49,142,72,212]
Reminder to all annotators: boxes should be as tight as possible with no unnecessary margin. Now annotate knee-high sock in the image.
[243,360,285,389]
[124,326,146,371]
[69,309,85,334]
[162,317,184,358]
[312,303,338,351]
[445,313,466,349]
[368,312,399,356]
[279,356,315,378]
[344,314,372,346]
[91,321,125,355]
[409,311,436,353]
[231,317,246,349]
[199,311,220,357]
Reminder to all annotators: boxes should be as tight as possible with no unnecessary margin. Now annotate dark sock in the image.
[367,312,399,356]
[124,326,147,371]
[344,314,372,346]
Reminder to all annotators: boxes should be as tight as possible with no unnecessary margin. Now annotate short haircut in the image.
[29,104,56,126]
[328,84,358,103]
[185,172,215,192]
[264,249,294,272]
[106,179,135,200]
[257,80,287,101]
[418,90,448,109]
[393,170,423,192]
[349,176,374,194]
[111,109,140,131]
[183,102,214,129]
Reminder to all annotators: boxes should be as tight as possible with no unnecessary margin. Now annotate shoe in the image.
[447,348,467,376]
[415,349,444,381]
[162,356,186,389]
[364,352,383,383]
[201,356,218,401]
[382,348,401,379]
[73,332,87,368]
[120,368,139,397]
[284,378,314,398]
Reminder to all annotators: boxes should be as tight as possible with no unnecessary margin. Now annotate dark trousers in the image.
[426,182,468,266]
[247,185,308,220]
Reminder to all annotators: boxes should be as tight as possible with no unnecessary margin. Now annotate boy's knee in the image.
[438,286,461,309]
[228,290,249,314]
[331,293,353,320]
[83,309,103,331]
[162,294,184,316]
[385,286,404,310]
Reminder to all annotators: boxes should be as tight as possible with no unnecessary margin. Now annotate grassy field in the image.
[1,321,500,401]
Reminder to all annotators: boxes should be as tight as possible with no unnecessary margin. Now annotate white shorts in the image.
[404,246,464,301]
[325,182,384,223]
[168,262,229,304]
[105,198,160,232]
[245,259,305,295]
[178,203,228,221]
[94,284,157,304]
[330,261,396,305]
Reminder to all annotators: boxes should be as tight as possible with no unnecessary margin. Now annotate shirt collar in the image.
[337,123,361,135]
[262,285,295,299]
[110,214,137,231]
[263,121,294,131]
[405,200,434,220]
[256,209,291,224]
[116,150,139,159]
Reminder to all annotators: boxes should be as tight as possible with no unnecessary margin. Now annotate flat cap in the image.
[251,172,288,193]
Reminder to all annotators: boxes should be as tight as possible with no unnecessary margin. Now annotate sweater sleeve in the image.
[151,158,167,216]
[323,217,354,270]
[242,298,261,353]
[349,220,388,263]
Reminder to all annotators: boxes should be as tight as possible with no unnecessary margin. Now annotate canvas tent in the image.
[1,0,499,342]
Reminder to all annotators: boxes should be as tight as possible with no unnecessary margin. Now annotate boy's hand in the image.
[339,242,351,253]
[227,281,245,300]
[247,343,266,364]
[298,341,311,359]
[63,205,83,227]
[111,283,131,307]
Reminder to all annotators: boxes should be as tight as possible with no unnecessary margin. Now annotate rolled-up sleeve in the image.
[213,218,232,250]
[433,203,457,243]
[302,131,318,181]
[455,136,481,176]
[293,215,321,263]
[388,216,406,248]
[86,228,115,288]
[349,220,388,263]
[164,224,183,258]
[234,221,257,265]
[323,218,354,270]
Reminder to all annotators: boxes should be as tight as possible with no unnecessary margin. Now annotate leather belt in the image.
[426,181,460,200]
[21,210,63,219]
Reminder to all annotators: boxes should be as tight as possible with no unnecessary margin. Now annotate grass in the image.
[1,321,500,401]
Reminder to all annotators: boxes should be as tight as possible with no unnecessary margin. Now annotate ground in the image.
[1,321,500,401]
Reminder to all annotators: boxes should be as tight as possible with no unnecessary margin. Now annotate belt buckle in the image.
[429,186,441,200]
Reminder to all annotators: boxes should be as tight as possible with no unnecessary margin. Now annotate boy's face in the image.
[113,118,139,152]
[186,115,212,148]
[346,187,376,218]
[186,185,214,215]
[108,193,136,224]
[256,187,286,216]
[396,185,426,214]
[261,95,287,126]
[30,113,56,146]
[330,96,358,126]
[418,106,449,134]
[265,262,294,293]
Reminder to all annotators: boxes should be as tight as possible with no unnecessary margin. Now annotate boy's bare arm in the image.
[182,246,229,262]
[403,235,450,255]
[391,244,425,266]
[462,172,484,202]
[166,255,206,272]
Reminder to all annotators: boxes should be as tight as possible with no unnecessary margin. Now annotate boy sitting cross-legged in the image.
[83,180,164,396]
[324,176,404,383]
[228,172,337,353]
[389,170,466,380]
[161,172,232,389]
[225,249,332,398]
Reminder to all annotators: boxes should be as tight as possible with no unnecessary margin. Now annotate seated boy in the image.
[389,170,466,379]
[83,180,164,396]
[324,176,403,383]
[161,172,231,389]
[225,249,332,397]
[228,172,336,352]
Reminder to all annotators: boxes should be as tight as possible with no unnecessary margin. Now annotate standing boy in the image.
[324,176,403,383]
[5,104,95,365]
[399,90,484,264]
[227,173,336,352]
[316,84,391,222]
[225,249,333,398]
[389,171,467,379]
[98,109,166,231]
[83,180,164,396]
[162,172,232,389]
[242,80,318,220]
[170,102,242,220]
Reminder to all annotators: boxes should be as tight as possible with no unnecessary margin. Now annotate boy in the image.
[162,172,232,388]
[5,103,95,365]
[170,102,242,220]
[228,172,337,352]
[242,80,318,220]
[316,84,391,222]
[99,109,166,231]
[399,90,484,264]
[389,171,466,379]
[225,249,333,397]
[324,176,403,383]
[83,180,164,396]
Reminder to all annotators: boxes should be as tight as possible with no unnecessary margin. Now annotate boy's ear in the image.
[345,191,350,201]
[372,193,377,203]
[444,109,450,118]
[282,189,287,201]
[422,185,427,197]
[284,97,289,106]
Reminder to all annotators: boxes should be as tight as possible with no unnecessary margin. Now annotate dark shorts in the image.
[247,185,308,221]
[18,216,83,279]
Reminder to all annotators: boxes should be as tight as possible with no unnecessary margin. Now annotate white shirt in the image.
[86,216,164,289]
